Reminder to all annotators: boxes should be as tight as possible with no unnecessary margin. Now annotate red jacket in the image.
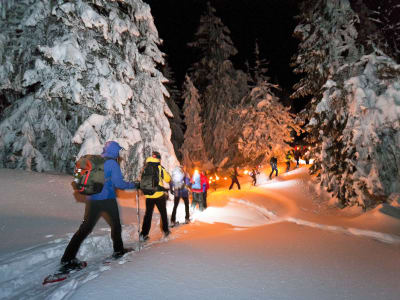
[192,173,209,193]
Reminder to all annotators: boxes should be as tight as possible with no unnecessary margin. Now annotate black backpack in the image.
[140,162,164,195]
[72,155,107,195]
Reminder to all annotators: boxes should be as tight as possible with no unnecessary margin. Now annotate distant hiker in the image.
[61,141,138,270]
[269,157,278,179]
[304,148,311,165]
[170,166,191,226]
[285,151,292,172]
[229,167,241,190]
[294,149,301,168]
[250,169,257,185]
[139,151,171,242]
[191,169,206,211]
[201,171,210,208]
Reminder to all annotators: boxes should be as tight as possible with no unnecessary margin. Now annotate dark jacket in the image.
[89,142,136,201]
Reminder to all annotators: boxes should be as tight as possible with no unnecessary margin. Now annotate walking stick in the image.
[136,189,141,252]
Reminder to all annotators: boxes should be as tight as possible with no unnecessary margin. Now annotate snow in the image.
[0,165,399,299]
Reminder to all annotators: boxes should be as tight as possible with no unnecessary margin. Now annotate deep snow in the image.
[0,165,400,300]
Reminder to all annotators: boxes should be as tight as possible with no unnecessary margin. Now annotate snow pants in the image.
[61,198,124,263]
[286,161,290,172]
[191,192,204,211]
[229,177,240,190]
[141,194,169,236]
[171,194,190,223]
[203,191,208,208]
[269,163,278,179]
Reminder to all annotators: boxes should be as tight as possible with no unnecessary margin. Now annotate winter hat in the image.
[152,151,161,159]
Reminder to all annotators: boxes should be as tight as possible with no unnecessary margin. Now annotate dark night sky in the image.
[144,0,305,110]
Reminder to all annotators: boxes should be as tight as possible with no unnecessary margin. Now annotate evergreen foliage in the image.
[0,0,179,177]
[293,0,400,209]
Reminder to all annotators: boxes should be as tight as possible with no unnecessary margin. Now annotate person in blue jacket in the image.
[60,141,138,270]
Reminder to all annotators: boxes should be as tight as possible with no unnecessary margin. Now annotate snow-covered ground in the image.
[1,165,400,300]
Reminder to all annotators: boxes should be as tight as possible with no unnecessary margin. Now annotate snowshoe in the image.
[43,259,87,285]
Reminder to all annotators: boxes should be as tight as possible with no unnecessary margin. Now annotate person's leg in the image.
[203,192,207,209]
[229,179,234,190]
[61,201,100,263]
[155,195,169,234]
[141,198,155,237]
[286,161,290,172]
[102,199,124,253]
[183,196,190,221]
[275,166,278,176]
[236,178,241,190]
[171,195,180,223]
[269,167,273,179]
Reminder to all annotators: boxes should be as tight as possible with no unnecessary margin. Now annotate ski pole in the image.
[136,189,141,252]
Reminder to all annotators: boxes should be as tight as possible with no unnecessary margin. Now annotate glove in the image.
[134,181,140,189]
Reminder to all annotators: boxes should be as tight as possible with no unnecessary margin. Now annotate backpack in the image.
[192,172,201,190]
[270,157,277,165]
[72,155,106,195]
[140,162,162,195]
[172,166,185,189]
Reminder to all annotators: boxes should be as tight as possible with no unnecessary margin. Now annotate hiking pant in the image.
[141,194,169,236]
[171,195,190,222]
[61,199,123,263]
[286,161,290,172]
[229,177,241,190]
[269,163,278,179]
[203,191,208,208]
[251,176,257,185]
[191,192,204,211]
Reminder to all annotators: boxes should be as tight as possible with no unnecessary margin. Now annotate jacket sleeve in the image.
[110,160,135,190]
[161,167,171,184]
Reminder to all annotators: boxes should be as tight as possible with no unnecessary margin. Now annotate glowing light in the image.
[194,169,199,175]
[244,170,249,174]
[210,176,213,180]
[224,177,227,180]
[215,175,220,180]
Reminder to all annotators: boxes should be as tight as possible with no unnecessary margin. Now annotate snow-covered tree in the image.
[293,0,400,209]
[188,2,248,167]
[228,81,300,166]
[0,0,178,177]
[353,0,400,63]
[180,75,210,171]
[291,0,362,99]
[161,62,185,162]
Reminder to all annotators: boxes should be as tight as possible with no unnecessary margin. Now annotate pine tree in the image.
[0,0,179,177]
[180,75,210,171]
[187,2,248,167]
[293,0,400,209]
[161,62,185,161]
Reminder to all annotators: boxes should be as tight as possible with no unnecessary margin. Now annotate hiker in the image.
[201,171,210,208]
[139,151,171,242]
[229,167,241,190]
[191,169,206,211]
[250,169,257,185]
[170,166,191,226]
[61,141,138,270]
[285,151,292,172]
[269,156,278,179]
[294,148,301,168]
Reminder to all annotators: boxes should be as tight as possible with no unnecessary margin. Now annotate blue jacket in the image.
[170,176,190,198]
[89,141,136,201]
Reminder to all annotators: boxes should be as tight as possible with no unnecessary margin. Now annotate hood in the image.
[146,156,160,163]
[102,141,122,159]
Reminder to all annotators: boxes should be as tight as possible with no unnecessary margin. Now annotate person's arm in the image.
[109,160,136,189]
[161,167,171,184]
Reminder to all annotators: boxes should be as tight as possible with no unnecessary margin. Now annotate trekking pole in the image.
[136,189,141,252]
